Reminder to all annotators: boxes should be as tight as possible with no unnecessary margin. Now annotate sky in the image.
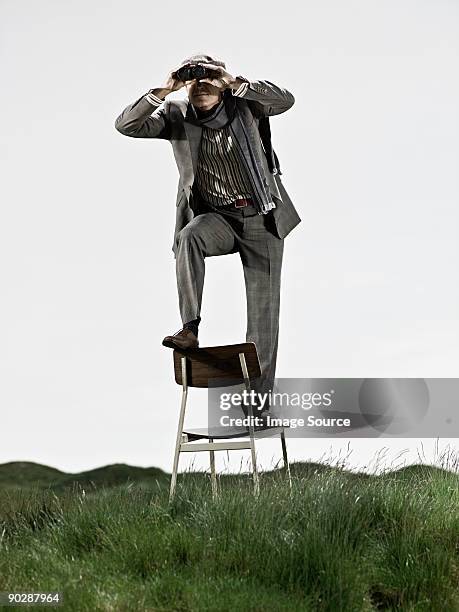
[1,0,458,475]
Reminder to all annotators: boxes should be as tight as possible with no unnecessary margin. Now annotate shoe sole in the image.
[162,339,199,350]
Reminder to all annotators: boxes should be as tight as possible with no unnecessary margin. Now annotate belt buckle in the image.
[234,198,249,208]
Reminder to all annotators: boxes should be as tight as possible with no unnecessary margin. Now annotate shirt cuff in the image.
[144,90,164,106]
[231,77,250,97]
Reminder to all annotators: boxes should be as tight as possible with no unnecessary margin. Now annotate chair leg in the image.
[249,430,260,497]
[169,425,184,502]
[238,352,260,497]
[169,363,188,502]
[169,447,180,502]
[209,437,218,499]
[280,429,292,490]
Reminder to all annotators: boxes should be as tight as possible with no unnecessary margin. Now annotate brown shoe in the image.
[162,327,199,350]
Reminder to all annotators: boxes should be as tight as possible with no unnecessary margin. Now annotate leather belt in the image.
[233,198,253,208]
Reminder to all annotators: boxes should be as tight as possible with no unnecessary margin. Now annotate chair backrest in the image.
[172,342,261,388]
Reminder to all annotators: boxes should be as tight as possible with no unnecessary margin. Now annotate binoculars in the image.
[174,63,217,82]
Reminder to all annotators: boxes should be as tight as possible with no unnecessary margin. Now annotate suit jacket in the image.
[115,80,301,257]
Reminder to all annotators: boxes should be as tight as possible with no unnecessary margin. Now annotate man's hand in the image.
[198,63,242,91]
[150,66,187,100]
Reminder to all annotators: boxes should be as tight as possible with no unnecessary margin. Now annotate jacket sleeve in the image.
[232,79,295,117]
[115,94,172,139]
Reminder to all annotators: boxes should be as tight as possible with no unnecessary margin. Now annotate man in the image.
[115,54,300,406]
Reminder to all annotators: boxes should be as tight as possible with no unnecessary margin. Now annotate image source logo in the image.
[207,378,459,438]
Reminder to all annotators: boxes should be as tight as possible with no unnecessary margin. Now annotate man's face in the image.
[186,79,222,111]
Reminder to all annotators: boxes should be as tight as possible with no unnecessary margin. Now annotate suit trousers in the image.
[174,198,284,400]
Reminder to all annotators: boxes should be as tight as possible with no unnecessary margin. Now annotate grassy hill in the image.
[0,460,458,611]
[0,461,168,492]
[0,461,66,487]
[0,459,451,492]
[0,460,369,493]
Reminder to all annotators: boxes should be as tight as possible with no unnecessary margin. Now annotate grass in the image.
[0,458,458,611]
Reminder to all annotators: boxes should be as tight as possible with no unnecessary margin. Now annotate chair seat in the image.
[183,425,286,441]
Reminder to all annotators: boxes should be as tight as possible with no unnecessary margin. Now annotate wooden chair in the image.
[169,342,291,501]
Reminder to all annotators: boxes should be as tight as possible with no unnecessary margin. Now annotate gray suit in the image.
[115,80,301,399]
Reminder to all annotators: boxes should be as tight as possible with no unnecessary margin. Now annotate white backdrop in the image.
[1,0,458,474]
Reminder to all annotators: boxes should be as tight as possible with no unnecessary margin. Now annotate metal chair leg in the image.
[249,428,260,497]
[169,357,188,502]
[280,429,292,490]
[209,437,218,499]
[239,352,260,497]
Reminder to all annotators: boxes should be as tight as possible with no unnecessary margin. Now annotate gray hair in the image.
[180,53,226,68]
